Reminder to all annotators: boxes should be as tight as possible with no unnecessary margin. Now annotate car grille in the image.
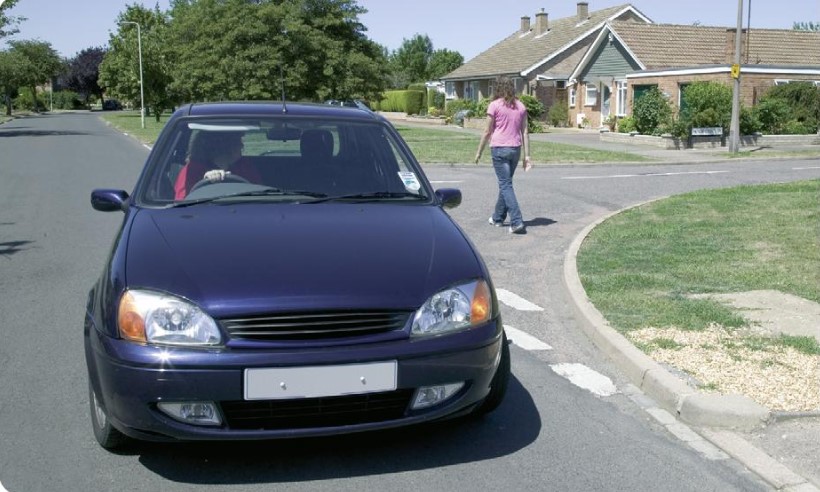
[222,311,412,341]
[221,389,414,430]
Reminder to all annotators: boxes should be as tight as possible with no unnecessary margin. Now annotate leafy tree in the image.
[427,49,463,80]
[7,40,63,112]
[63,47,106,104]
[164,0,386,104]
[99,5,173,120]
[0,0,23,39]
[0,49,30,115]
[388,34,433,88]
[793,21,820,31]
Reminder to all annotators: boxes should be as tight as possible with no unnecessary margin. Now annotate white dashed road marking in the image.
[429,180,463,184]
[794,166,820,170]
[504,325,553,351]
[550,363,618,397]
[561,170,729,180]
[496,288,544,311]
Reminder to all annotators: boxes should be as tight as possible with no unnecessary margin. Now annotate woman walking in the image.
[474,76,532,234]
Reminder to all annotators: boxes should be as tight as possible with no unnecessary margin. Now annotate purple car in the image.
[85,101,509,449]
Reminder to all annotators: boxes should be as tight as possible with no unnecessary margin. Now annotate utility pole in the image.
[119,21,145,129]
[728,0,744,153]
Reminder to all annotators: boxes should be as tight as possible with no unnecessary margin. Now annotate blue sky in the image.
[4,0,819,60]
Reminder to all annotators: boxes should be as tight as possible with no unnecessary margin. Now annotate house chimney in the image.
[535,9,549,35]
[521,15,531,33]
[577,2,589,21]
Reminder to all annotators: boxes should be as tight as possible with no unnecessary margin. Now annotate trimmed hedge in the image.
[376,90,425,115]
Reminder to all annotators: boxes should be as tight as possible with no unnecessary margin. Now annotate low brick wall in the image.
[601,131,820,149]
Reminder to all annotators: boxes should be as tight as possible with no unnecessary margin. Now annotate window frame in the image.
[584,85,598,107]
[615,80,627,116]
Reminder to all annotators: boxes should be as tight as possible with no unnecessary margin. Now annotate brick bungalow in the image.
[439,2,651,111]
[569,21,820,128]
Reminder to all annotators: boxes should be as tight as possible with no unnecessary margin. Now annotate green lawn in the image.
[97,112,650,164]
[576,179,820,353]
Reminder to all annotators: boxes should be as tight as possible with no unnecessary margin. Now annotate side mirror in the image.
[435,188,462,209]
[91,189,129,212]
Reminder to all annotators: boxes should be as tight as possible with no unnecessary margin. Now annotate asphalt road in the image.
[3,112,817,491]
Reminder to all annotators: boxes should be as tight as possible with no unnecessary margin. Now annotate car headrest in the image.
[300,129,334,162]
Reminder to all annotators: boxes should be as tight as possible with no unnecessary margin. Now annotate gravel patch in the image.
[628,324,820,412]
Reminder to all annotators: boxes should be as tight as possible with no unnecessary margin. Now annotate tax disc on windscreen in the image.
[398,172,421,192]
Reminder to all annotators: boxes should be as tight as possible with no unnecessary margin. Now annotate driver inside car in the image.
[173,130,262,200]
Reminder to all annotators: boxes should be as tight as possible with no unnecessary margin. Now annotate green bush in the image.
[632,87,672,135]
[431,91,445,110]
[444,98,476,118]
[756,82,820,134]
[52,90,84,110]
[617,115,636,133]
[408,83,428,110]
[548,100,569,127]
[519,94,545,133]
[377,90,425,115]
[14,88,45,112]
[740,106,762,135]
[680,81,732,134]
[782,119,815,135]
[475,97,490,118]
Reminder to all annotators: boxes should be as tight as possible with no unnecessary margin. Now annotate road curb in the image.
[562,199,771,431]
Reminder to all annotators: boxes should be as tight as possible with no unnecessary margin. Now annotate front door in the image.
[601,84,611,120]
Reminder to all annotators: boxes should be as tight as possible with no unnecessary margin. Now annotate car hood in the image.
[124,203,483,316]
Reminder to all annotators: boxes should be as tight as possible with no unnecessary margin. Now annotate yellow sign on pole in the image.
[731,64,741,79]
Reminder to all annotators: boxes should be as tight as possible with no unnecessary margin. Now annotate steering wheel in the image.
[189,173,250,193]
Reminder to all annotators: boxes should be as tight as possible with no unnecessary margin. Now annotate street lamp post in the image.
[119,21,145,129]
[728,0,744,153]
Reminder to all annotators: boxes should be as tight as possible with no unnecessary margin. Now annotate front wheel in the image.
[89,381,129,450]
[472,331,511,416]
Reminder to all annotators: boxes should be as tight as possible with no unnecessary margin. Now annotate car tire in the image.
[89,382,129,450]
[472,331,511,416]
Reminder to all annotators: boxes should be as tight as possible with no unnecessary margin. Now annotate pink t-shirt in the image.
[487,98,526,148]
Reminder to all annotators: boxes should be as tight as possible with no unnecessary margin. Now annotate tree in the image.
[0,49,30,115]
[388,34,433,88]
[427,49,463,80]
[793,21,820,31]
[7,40,63,111]
[99,4,173,120]
[63,47,106,104]
[164,0,386,104]
[0,0,23,39]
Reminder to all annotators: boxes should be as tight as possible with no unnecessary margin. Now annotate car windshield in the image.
[137,116,430,206]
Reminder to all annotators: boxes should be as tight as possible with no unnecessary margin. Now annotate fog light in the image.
[158,402,222,426]
[411,382,465,410]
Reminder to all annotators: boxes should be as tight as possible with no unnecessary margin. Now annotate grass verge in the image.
[576,179,820,353]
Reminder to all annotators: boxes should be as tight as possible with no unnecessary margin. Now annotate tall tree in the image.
[427,49,463,80]
[63,47,106,104]
[0,0,23,39]
[99,4,173,119]
[793,21,820,31]
[388,34,433,88]
[8,40,63,111]
[0,49,30,115]
[165,0,386,103]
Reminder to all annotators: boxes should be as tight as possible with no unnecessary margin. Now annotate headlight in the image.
[411,279,493,337]
[118,290,222,346]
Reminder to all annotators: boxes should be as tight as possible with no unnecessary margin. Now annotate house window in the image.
[467,81,481,102]
[678,83,691,113]
[569,87,576,107]
[445,81,455,99]
[774,79,791,85]
[585,85,598,106]
[514,77,526,95]
[616,80,627,116]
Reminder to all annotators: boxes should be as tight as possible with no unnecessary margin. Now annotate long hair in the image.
[494,76,517,107]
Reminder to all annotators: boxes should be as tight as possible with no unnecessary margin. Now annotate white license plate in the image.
[244,361,398,400]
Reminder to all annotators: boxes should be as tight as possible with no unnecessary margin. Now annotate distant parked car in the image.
[101,99,122,111]
[85,101,509,449]
[324,99,372,111]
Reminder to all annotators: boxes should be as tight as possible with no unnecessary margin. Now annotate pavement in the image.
[393,117,820,491]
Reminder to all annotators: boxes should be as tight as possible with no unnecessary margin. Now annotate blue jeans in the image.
[490,146,523,227]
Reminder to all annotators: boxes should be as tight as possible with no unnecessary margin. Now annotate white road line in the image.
[793,166,820,170]
[504,325,553,351]
[429,180,463,184]
[495,288,544,311]
[561,170,730,180]
[550,363,618,397]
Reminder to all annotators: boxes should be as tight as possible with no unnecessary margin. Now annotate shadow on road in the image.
[0,240,34,257]
[131,375,540,484]
[524,217,556,228]
[0,129,90,138]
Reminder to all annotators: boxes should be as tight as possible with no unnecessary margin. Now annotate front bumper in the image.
[85,321,503,441]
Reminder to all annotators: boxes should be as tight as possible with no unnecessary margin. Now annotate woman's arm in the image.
[474,115,495,164]
[521,111,532,171]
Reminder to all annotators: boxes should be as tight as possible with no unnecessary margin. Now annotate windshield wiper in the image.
[167,187,313,208]
[301,191,425,204]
